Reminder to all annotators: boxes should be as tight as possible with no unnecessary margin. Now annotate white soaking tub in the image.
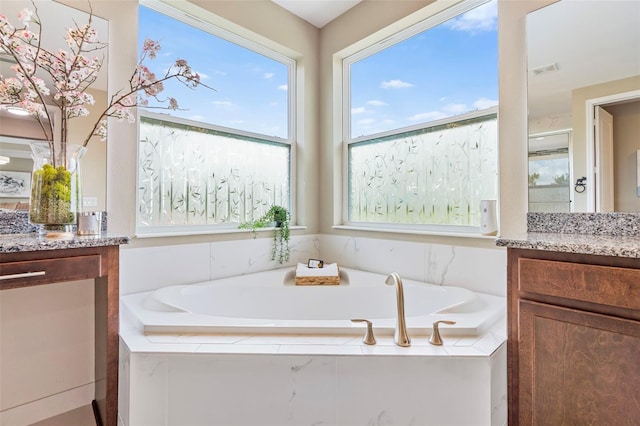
[121,267,504,336]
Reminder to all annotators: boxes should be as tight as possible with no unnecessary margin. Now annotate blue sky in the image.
[139,0,497,141]
[139,6,289,139]
[350,0,498,138]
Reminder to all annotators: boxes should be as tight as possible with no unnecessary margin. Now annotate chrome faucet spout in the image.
[385,272,411,347]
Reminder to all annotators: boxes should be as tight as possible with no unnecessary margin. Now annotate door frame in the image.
[585,89,640,211]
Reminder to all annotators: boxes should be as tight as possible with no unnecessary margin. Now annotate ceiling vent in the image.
[532,62,559,76]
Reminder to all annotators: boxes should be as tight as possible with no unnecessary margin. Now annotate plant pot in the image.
[29,142,86,237]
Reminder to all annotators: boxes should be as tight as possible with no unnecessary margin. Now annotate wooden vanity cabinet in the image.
[507,248,640,425]
[1,245,121,426]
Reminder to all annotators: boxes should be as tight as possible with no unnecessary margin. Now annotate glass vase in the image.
[29,142,86,238]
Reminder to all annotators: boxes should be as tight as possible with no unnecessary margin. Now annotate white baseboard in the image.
[0,383,94,426]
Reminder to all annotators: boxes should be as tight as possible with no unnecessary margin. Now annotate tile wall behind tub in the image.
[318,235,507,297]
[119,235,320,295]
[119,234,505,296]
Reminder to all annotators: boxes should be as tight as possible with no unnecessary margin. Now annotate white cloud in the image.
[188,114,206,121]
[351,107,368,115]
[278,84,288,91]
[212,69,227,77]
[444,0,497,33]
[264,72,274,79]
[444,103,468,113]
[196,72,210,80]
[212,100,236,110]
[380,79,414,89]
[357,118,375,126]
[408,111,448,121]
[473,97,499,109]
[367,100,388,107]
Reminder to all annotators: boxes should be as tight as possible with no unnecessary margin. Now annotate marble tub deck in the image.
[118,308,507,426]
[120,309,506,357]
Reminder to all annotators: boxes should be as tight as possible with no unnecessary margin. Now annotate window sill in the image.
[331,225,498,240]
[135,225,306,239]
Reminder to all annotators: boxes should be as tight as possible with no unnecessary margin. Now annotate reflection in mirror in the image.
[527,0,640,213]
[0,0,108,212]
[528,130,571,212]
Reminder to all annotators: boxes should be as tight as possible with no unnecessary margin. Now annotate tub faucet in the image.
[385,272,411,347]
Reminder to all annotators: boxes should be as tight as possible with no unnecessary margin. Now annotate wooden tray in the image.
[294,274,340,285]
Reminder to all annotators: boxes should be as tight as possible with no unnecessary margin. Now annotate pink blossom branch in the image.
[0,7,55,144]
[82,68,214,147]
[2,5,217,159]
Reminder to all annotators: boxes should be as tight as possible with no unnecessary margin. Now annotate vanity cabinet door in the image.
[517,300,640,426]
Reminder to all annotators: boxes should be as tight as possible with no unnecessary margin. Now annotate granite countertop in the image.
[0,233,130,253]
[496,232,640,258]
[496,212,640,258]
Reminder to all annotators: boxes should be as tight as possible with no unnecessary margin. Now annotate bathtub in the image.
[122,267,504,337]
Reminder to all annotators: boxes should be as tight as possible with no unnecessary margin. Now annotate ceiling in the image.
[527,0,640,118]
[271,0,362,28]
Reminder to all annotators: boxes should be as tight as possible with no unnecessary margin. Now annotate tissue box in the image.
[294,263,340,285]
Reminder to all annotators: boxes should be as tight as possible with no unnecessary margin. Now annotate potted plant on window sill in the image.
[239,205,290,264]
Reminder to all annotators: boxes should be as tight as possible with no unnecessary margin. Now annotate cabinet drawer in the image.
[518,258,640,310]
[0,255,102,288]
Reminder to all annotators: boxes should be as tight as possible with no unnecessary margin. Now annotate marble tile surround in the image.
[118,235,507,425]
[128,351,504,426]
[119,319,507,426]
[120,234,507,297]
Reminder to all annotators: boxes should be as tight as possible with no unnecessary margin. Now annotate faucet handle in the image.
[351,319,376,345]
[429,320,456,346]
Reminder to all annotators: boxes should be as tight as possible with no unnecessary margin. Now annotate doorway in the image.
[586,89,640,212]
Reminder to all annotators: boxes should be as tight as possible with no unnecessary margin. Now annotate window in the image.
[344,0,498,231]
[136,2,295,235]
[528,131,571,213]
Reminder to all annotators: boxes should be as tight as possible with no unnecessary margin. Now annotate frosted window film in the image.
[138,116,290,228]
[348,114,497,226]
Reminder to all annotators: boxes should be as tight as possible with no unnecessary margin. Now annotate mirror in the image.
[527,0,640,213]
[0,0,108,211]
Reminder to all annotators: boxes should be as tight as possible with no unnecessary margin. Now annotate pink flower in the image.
[142,38,161,59]
[17,9,33,26]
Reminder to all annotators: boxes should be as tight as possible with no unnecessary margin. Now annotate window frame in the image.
[136,0,297,237]
[341,0,497,235]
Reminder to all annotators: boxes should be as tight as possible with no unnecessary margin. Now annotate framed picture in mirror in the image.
[0,171,31,198]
